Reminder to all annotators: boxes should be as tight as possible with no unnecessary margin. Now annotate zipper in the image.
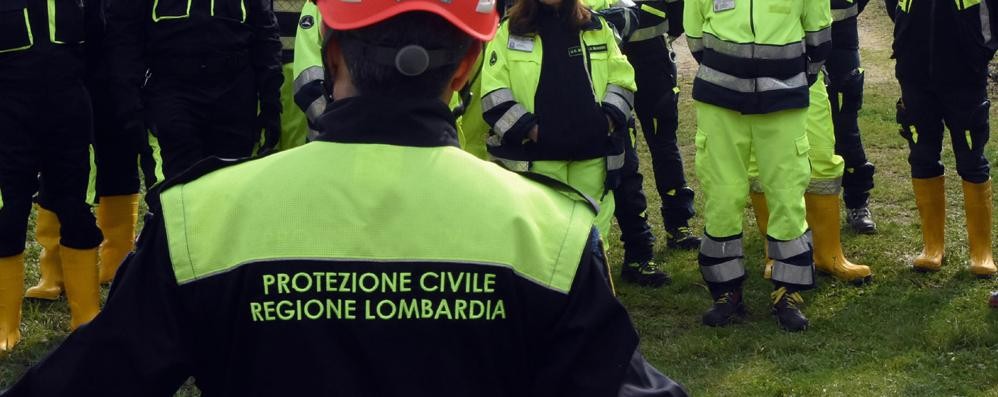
[581,31,597,101]
[749,0,756,36]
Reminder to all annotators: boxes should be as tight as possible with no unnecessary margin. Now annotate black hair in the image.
[328,12,474,99]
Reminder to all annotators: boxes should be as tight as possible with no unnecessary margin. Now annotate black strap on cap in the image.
[349,40,467,76]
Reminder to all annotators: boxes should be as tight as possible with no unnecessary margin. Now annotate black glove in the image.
[257,105,281,155]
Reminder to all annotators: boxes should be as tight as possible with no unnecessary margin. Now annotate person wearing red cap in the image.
[0,0,686,395]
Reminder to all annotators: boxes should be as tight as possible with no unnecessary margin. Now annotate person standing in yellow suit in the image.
[749,71,872,284]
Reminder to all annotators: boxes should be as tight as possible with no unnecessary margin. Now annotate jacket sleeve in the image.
[802,0,833,80]
[2,215,192,397]
[103,0,147,137]
[292,0,328,133]
[481,24,538,145]
[530,229,643,396]
[682,0,704,62]
[602,22,637,131]
[248,0,284,118]
[666,0,684,37]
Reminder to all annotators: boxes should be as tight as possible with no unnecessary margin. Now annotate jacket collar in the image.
[313,95,461,148]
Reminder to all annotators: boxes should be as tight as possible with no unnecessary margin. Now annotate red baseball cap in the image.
[315,0,499,41]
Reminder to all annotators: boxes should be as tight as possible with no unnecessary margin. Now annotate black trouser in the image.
[622,37,695,229]
[827,45,874,209]
[141,64,259,188]
[897,81,991,183]
[89,77,142,197]
[0,80,103,257]
[612,128,655,263]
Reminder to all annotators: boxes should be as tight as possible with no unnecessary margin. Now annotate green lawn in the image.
[3,5,998,396]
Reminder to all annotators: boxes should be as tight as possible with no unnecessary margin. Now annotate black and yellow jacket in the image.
[886,0,998,86]
[2,96,686,397]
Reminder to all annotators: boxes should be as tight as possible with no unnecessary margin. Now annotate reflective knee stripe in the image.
[697,66,807,93]
[628,20,669,42]
[306,95,328,123]
[700,258,746,283]
[603,84,634,116]
[607,152,625,171]
[831,4,859,21]
[767,233,812,260]
[804,28,832,48]
[807,178,843,195]
[482,88,515,113]
[980,0,993,43]
[494,104,528,140]
[148,130,166,186]
[87,145,97,206]
[700,236,744,258]
[293,66,324,94]
[771,260,814,285]
[687,36,704,53]
[703,33,804,60]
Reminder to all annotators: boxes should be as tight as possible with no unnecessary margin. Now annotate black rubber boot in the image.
[771,287,809,332]
[621,260,671,288]
[702,289,746,327]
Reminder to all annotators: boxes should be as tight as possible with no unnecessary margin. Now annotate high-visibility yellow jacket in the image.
[480,16,636,165]
[684,0,832,114]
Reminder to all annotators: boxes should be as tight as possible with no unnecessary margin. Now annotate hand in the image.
[257,112,281,155]
[528,125,539,142]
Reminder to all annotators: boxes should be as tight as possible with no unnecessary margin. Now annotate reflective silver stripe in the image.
[603,86,634,117]
[687,37,704,53]
[771,260,814,285]
[831,4,859,21]
[807,178,843,194]
[607,152,625,171]
[482,89,515,113]
[495,104,528,139]
[606,84,634,107]
[628,20,669,42]
[982,0,993,44]
[700,236,744,258]
[697,66,807,93]
[305,95,328,122]
[280,36,296,51]
[293,66,325,94]
[700,258,746,283]
[703,33,804,60]
[768,234,812,260]
[804,27,832,47]
[807,60,825,76]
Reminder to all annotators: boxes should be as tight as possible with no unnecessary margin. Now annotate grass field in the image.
[2,5,998,396]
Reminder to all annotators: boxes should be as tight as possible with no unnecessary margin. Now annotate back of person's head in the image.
[316,0,499,99]
[329,13,472,99]
[508,0,591,36]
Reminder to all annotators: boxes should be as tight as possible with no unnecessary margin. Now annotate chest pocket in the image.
[0,0,33,53]
[50,0,86,44]
[506,48,542,110]
[153,0,247,23]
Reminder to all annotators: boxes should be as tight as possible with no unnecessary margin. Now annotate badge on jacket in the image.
[508,35,535,52]
[714,0,735,12]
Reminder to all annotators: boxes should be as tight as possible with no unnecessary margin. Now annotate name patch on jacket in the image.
[714,0,735,12]
[249,270,508,322]
[586,44,608,53]
[508,35,535,52]
[569,46,584,57]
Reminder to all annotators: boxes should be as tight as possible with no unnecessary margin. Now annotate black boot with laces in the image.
[771,287,809,332]
[621,260,671,288]
[702,289,746,327]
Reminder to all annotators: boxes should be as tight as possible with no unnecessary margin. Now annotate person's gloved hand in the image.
[257,104,281,155]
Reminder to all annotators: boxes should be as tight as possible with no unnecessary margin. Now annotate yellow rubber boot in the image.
[962,179,996,277]
[60,247,101,330]
[912,177,946,272]
[97,194,140,284]
[805,193,872,283]
[26,206,64,300]
[750,192,774,279]
[0,255,24,353]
